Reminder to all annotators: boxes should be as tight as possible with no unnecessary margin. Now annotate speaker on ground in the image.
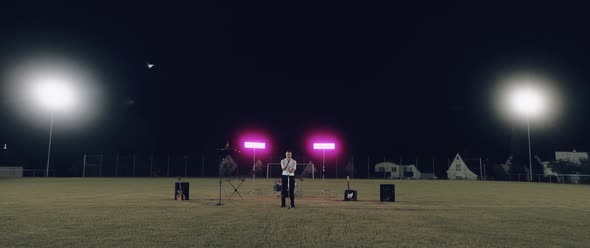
[380,184,395,202]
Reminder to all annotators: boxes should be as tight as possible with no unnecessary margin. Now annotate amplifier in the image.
[344,190,358,201]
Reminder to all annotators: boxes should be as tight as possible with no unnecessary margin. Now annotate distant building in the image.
[374,162,421,179]
[555,150,588,164]
[447,153,478,180]
[552,150,588,184]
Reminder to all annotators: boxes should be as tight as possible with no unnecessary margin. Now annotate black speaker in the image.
[174,182,190,200]
[380,184,395,202]
[344,190,357,201]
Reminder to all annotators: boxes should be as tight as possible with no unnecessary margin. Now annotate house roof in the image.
[450,154,480,173]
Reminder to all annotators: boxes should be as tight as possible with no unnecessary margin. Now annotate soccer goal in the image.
[0,167,23,177]
[83,154,103,177]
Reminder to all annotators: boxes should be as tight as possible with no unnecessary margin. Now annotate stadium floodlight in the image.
[33,76,80,177]
[33,78,78,113]
[507,84,549,182]
[5,56,101,178]
[495,73,561,183]
[509,86,547,119]
[244,141,266,192]
[313,142,336,192]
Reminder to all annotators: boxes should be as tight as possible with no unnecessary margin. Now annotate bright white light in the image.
[3,55,103,129]
[244,141,266,149]
[32,77,77,112]
[495,73,559,124]
[509,86,546,118]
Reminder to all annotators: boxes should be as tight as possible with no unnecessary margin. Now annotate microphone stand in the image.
[217,168,223,206]
[215,145,239,206]
[216,152,225,206]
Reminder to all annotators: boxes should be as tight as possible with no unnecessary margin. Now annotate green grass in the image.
[1,178,589,247]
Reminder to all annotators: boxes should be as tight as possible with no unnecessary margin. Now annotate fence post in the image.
[202,152,205,177]
[115,153,119,177]
[150,154,154,177]
[367,156,370,179]
[83,153,86,177]
[100,154,103,177]
[167,153,170,177]
[184,155,188,177]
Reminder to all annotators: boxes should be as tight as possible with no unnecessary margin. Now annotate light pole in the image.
[32,78,78,177]
[244,141,266,193]
[8,58,98,178]
[45,112,54,177]
[508,84,547,182]
[526,118,532,182]
[313,142,335,192]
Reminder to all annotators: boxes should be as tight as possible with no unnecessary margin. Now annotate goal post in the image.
[0,167,23,177]
[83,154,104,177]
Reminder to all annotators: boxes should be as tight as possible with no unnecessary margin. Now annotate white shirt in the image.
[281,158,297,176]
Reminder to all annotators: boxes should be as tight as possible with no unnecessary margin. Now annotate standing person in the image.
[280,150,297,208]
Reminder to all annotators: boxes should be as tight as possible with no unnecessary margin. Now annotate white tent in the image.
[447,154,478,180]
[374,162,421,179]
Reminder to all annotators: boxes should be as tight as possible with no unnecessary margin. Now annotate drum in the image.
[273,183,282,192]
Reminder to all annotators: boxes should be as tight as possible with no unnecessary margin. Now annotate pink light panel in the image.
[313,143,335,150]
[244,141,266,149]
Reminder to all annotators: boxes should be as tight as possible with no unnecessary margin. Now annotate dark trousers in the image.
[281,175,295,207]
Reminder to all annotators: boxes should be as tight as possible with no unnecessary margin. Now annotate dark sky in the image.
[1,1,590,170]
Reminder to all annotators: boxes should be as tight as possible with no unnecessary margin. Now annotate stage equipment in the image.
[344,176,357,201]
[380,184,395,202]
[174,177,189,200]
[226,178,245,200]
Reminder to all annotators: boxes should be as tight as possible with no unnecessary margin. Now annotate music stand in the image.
[226,178,245,200]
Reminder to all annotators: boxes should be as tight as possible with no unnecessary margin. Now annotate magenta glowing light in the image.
[313,143,335,150]
[244,141,266,149]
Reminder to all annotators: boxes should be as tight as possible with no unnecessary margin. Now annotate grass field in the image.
[1,178,589,248]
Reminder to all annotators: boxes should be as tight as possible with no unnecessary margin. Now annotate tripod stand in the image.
[216,153,236,206]
[226,178,245,200]
[216,143,240,205]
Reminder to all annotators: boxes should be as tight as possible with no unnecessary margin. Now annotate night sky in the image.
[1,2,590,173]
